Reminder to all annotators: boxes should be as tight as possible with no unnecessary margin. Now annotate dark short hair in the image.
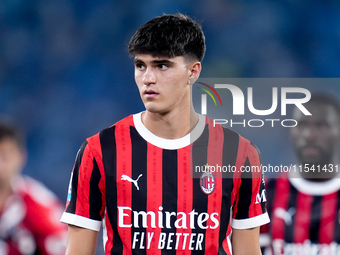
[128,13,206,62]
[0,120,25,149]
[308,92,340,119]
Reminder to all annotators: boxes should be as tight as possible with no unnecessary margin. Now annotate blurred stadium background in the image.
[0,2,339,251]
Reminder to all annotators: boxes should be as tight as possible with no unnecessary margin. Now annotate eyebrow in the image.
[133,58,174,65]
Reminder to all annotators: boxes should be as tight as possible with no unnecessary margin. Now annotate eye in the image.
[316,122,328,130]
[297,121,306,129]
[135,63,145,71]
[158,64,169,70]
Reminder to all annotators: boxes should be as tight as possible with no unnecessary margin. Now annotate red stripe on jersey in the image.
[75,144,93,217]
[206,177,222,254]
[319,192,337,243]
[247,145,263,218]
[104,213,114,252]
[176,146,193,255]
[116,123,133,254]
[205,120,223,254]
[231,135,248,218]
[90,134,111,249]
[222,238,232,255]
[222,135,248,254]
[146,143,163,254]
[294,193,312,243]
[91,134,107,218]
[222,222,232,255]
[206,118,224,179]
[271,178,291,240]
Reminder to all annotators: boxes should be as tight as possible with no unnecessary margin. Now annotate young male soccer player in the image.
[61,13,269,254]
[263,93,340,254]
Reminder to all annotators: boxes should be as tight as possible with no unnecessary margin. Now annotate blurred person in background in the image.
[0,120,67,254]
[262,93,340,254]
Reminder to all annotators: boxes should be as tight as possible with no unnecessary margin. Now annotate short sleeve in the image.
[260,177,277,248]
[60,139,105,231]
[231,142,270,229]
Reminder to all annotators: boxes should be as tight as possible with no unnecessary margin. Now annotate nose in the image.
[142,68,156,85]
[302,126,317,142]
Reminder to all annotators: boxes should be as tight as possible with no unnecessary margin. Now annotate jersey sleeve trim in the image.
[60,212,101,231]
[231,212,270,229]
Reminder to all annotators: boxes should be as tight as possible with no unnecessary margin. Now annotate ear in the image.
[187,61,201,85]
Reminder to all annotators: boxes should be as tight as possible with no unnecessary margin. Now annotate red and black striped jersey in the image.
[0,176,67,255]
[61,112,269,254]
[263,175,340,255]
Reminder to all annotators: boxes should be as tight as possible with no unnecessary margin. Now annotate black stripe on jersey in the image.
[161,149,178,255]
[284,184,298,243]
[130,126,148,255]
[100,126,123,255]
[89,158,103,220]
[219,128,239,253]
[250,143,266,214]
[191,125,209,254]
[66,140,87,214]
[221,128,239,180]
[218,182,234,255]
[235,157,252,220]
[309,196,322,243]
[192,177,207,254]
[334,190,340,242]
[265,178,277,219]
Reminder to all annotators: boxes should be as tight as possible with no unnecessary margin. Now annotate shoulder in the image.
[205,116,239,137]
[87,114,134,143]
[83,114,135,152]
[265,174,292,200]
[265,173,290,188]
[206,116,260,156]
[15,177,67,240]
[15,176,63,215]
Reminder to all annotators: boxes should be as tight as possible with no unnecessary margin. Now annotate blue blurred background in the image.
[1,0,340,213]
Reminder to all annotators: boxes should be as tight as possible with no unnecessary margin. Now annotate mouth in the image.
[144,90,159,98]
[300,146,321,157]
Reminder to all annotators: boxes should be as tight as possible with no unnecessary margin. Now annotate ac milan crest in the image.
[200,171,215,195]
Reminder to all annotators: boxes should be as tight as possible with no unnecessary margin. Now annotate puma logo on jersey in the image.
[274,207,296,225]
[121,174,143,190]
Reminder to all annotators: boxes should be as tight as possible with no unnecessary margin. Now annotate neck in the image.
[142,106,199,139]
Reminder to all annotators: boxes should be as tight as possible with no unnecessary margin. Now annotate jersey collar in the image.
[289,172,340,195]
[133,112,206,150]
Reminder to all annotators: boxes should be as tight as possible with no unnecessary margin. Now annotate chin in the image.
[302,156,320,164]
[145,105,159,112]
[301,159,326,166]
[144,104,168,115]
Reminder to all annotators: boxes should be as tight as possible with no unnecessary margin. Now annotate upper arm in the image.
[66,225,98,255]
[232,227,261,255]
[232,141,269,229]
[231,140,268,255]
[61,139,105,230]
